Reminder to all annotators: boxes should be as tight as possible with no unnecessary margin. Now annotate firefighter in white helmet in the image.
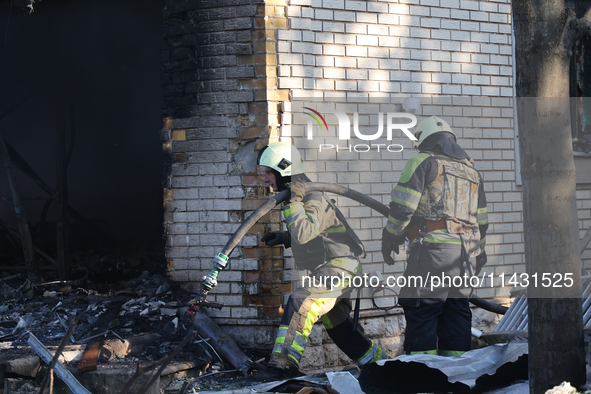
[256,141,388,378]
[381,116,489,355]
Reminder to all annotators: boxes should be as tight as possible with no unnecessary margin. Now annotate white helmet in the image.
[257,142,305,177]
[413,116,455,148]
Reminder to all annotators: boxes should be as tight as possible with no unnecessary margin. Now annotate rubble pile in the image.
[0,270,238,394]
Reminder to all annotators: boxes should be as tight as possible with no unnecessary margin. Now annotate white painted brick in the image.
[462,85,481,95]
[432,72,451,83]
[481,44,499,54]
[461,41,480,52]
[439,0,459,8]
[390,70,411,81]
[452,52,470,63]
[490,34,509,44]
[499,24,512,34]
[310,20,323,31]
[369,24,389,36]
[316,56,334,67]
[421,17,441,28]
[431,51,450,61]
[442,40,461,51]
[390,3,410,14]
[379,59,400,69]
[411,49,431,60]
[358,35,378,46]
[420,0,439,6]
[390,26,410,37]
[460,0,479,10]
[441,62,460,72]
[410,5,430,16]
[451,30,470,41]
[315,32,334,43]
[357,12,377,23]
[431,29,451,39]
[399,14,421,26]
[422,84,441,94]
[324,0,345,9]
[369,70,391,80]
[441,19,460,29]
[490,55,509,65]
[279,77,303,89]
[491,76,510,86]
[335,80,357,90]
[421,61,441,71]
[411,27,431,38]
[499,45,512,55]
[346,69,368,79]
[442,84,462,94]
[286,6,302,17]
[470,11,488,22]
[358,81,380,91]
[323,45,346,56]
[379,82,401,93]
[345,0,365,10]
[368,47,389,58]
[401,82,422,93]
[334,10,355,21]
[481,65,500,75]
[471,53,490,64]
[379,36,399,47]
[291,18,312,29]
[400,37,421,48]
[335,57,357,67]
[480,22,499,33]
[379,14,400,24]
[334,33,356,45]
[315,8,334,19]
[451,8,470,19]
[489,13,508,23]
[452,74,470,84]
[471,75,490,85]
[498,3,511,13]
[278,29,302,41]
[324,68,346,78]
[346,23,367,34]
[461,20,480,31]
[431,7,450,18]
[400,60,421,70]
[471,32,490,42]
[368,2,389,13]
[359,58,379,68]
[411,72,431,82]
[346,46,367,57]
[322,21,345,32]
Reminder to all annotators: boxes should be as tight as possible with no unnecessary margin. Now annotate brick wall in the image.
[162,0,591,370]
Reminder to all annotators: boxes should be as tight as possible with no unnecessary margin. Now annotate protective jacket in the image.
[283,190,364,270]
[384,152,488,257]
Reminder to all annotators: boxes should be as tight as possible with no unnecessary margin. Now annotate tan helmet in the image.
[257,142,305,177]
[413,116,455,148]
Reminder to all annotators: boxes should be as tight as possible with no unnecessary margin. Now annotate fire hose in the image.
[192,183,508,316]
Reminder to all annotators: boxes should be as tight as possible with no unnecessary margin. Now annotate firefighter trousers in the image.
[269,257,388,370]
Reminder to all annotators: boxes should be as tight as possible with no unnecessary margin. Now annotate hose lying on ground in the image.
[196,183,508,315]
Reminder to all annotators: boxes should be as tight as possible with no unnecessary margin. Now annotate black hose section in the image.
[219,189,290,257]
[217,183,506,315]
[469,295,508,314]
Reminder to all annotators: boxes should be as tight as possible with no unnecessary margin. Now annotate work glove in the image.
[289,182,306,203]
[261,231,291,248]
[381,228,404,266]
[475,251,487,274]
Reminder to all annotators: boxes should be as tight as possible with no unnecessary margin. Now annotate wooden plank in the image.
[77,341,100,372]
[78,296,128,372]
[27,333,92,394]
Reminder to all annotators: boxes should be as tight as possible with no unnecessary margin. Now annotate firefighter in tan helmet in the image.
[381,116,489,355]
[256,141,389,378]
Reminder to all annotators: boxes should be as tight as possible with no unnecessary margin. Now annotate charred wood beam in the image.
[0,134,38,281]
